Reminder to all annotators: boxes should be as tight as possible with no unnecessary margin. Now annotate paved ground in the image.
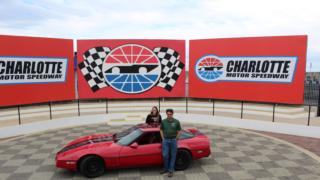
[0,123,320,180]
[255,130,320,157]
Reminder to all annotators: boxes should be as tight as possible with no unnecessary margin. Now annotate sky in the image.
[0,0,319,71]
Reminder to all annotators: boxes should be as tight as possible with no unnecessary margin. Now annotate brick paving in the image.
[0,123,319,180]
[253,130,320,157]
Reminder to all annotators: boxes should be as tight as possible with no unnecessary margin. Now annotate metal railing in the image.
[0,98,319,127]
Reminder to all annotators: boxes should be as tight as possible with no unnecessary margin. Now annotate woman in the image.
[146,106,162,125]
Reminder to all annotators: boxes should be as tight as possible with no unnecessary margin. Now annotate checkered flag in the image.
[78,47,110,92]
[153,47,184,91]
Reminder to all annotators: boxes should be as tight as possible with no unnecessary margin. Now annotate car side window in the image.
[136,132,161,145]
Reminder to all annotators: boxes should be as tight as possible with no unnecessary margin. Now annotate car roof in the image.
[135,123,160,132]
[140,127,160,132]
[132,123,194,133]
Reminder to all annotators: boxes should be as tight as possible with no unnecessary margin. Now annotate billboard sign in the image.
[77,40,185,99]
[0,35,75,107]
[189,35,307,104]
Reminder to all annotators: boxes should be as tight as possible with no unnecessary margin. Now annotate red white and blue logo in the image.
[79,44,184,93]
[103,44,162,93]
[195,55,224,82]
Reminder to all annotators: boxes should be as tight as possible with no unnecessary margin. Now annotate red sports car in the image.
[56,124,211,178]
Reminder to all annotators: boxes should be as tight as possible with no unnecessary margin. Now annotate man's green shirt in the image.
[160,118,181,139]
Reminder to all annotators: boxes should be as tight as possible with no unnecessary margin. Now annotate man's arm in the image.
[176,120,182,140]
[160,129,164,140]
[176,130,181,140]
[160,121,164,140]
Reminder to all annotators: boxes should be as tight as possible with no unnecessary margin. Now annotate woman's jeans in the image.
[162,138,177,172]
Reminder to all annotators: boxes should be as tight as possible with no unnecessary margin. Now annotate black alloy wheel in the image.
[79,155,105,178]
[175,149,192,170]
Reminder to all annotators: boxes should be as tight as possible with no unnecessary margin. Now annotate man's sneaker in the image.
[160,170,168,174]
[168,172,173,177]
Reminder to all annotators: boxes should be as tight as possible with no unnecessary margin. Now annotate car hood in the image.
[66,134,113,147]
[58,134,114,154]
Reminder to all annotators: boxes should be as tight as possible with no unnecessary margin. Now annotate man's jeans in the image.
[162,138,177,172]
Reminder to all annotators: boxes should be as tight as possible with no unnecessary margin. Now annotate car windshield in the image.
[117,129,143,146]
[179,130,195,139]
[113,125,139,141]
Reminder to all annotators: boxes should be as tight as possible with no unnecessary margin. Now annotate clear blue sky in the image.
[0,0,319,71]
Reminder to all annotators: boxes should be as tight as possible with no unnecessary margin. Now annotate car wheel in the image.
[175,149,192,171]
[79,155,105,178]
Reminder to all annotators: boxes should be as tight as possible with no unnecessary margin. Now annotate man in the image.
[160,109,181,178]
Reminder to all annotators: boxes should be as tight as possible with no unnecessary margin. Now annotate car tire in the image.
[175,149,192,171]
[79,155,105,178]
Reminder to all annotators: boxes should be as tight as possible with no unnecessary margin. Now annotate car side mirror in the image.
[130,142,138,148]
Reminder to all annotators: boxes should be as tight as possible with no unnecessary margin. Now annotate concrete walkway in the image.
[1,113,320,139]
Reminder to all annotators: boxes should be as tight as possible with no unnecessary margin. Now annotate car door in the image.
[118,131,162,168]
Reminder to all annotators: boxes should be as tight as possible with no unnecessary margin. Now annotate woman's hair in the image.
[150,106,159,116]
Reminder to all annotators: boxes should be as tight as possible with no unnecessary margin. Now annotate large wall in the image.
[0,35,308,107]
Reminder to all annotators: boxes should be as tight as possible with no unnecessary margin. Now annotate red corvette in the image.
[56,124,211,178]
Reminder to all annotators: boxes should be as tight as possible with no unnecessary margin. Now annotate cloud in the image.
[0,0,319,71]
